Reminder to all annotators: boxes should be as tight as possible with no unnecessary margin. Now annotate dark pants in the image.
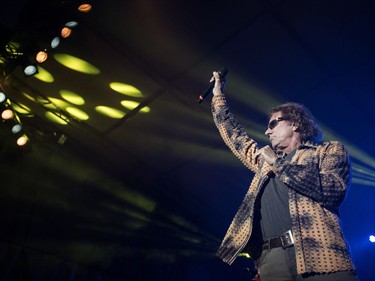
[258,247,359,281]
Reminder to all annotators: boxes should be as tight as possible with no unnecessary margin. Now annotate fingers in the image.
[213,71,226,83]
[256,145,270,155]
[262,145,273,154]
[211,71,225,96]
[260,146,277,165]
[213,71,220,78]
[256,146,276,163]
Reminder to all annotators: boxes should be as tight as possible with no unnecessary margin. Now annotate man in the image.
[210,71,358,280]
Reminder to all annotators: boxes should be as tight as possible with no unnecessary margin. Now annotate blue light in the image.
[11,124,22,134]
[51,37,60,49]
[0,92,5,103]
[369,235,375,243]
[24,65,37,76]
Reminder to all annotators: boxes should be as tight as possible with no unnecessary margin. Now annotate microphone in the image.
[197,67,228,104]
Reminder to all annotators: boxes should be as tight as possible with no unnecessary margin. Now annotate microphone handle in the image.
[197,82,215,103]
[197,68,228,104]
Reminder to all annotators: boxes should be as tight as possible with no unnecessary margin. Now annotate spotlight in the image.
[51,36,60,49]
[1,108,14,120]
[0,92,6,103]
[11,124,22,134]
[23,64,38,76]
[78,3,92,13]
[16,134,28,147]
[65,21,78,28]
[370,235,375,243]
[61,27,72,38]
[36,50,48,63]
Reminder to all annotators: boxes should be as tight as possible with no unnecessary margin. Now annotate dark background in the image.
[1,0,375,280]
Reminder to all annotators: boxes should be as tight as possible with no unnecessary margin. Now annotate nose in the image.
[265,127,271,135]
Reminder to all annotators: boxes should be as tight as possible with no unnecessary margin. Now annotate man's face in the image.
[265,112,295,151]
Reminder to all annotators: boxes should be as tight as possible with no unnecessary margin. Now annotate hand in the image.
[256,145,277,165]
[210,71,226,96]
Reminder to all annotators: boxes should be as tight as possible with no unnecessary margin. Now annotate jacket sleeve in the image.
[211,94,262,173]
[274,141,351,210]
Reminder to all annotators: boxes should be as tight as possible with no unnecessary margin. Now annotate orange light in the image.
[16,135,28,146]
[36,50,48,63]
[78,3,92,13]
[1,109,14,120]
[61,27,72,38]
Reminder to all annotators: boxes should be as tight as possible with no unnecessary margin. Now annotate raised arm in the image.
[211,72,262,172]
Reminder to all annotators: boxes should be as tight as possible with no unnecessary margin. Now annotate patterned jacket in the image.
[212,95,355,274]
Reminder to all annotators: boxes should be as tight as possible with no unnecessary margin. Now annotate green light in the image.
[95,106,125,119]
[120,100,150,113]
[45,111,68,125]
[66,107,89,120]
[60,89,85,105]
[22,92,36,102]
[54,53,100,75]
[109,82,143,97]
[34,66,54,83]
[12,103,31,114]
[48,98,71,108]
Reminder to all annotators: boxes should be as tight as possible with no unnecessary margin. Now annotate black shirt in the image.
[259,150,296,240]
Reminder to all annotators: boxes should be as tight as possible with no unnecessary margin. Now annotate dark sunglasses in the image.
[268,117,286,130]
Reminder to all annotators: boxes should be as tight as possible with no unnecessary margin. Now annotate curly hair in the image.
[269,102,323,144]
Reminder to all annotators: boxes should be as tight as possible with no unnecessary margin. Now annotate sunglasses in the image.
[268,117,286,130]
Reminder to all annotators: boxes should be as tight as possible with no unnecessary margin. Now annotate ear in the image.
[292,123,299,132]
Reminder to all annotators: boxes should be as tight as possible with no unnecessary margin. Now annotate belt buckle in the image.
[280,230,294,249]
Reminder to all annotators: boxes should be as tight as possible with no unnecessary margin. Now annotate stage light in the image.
[11,124,22,134]
[0,104,30,147]
[16,135,28,147]
[61,27,72,38]
[65,21,78,28]
[78,3,92,13]
[51,36,60,49]
[23,64,38,76]
[370,235,375,243]
[36,50,48,63]
[1,108,14,120]
[0,92,5,103]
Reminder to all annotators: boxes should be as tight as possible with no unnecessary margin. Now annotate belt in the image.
[263,230,295,251]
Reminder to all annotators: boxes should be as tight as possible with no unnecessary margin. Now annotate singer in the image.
[210,71,359,281]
